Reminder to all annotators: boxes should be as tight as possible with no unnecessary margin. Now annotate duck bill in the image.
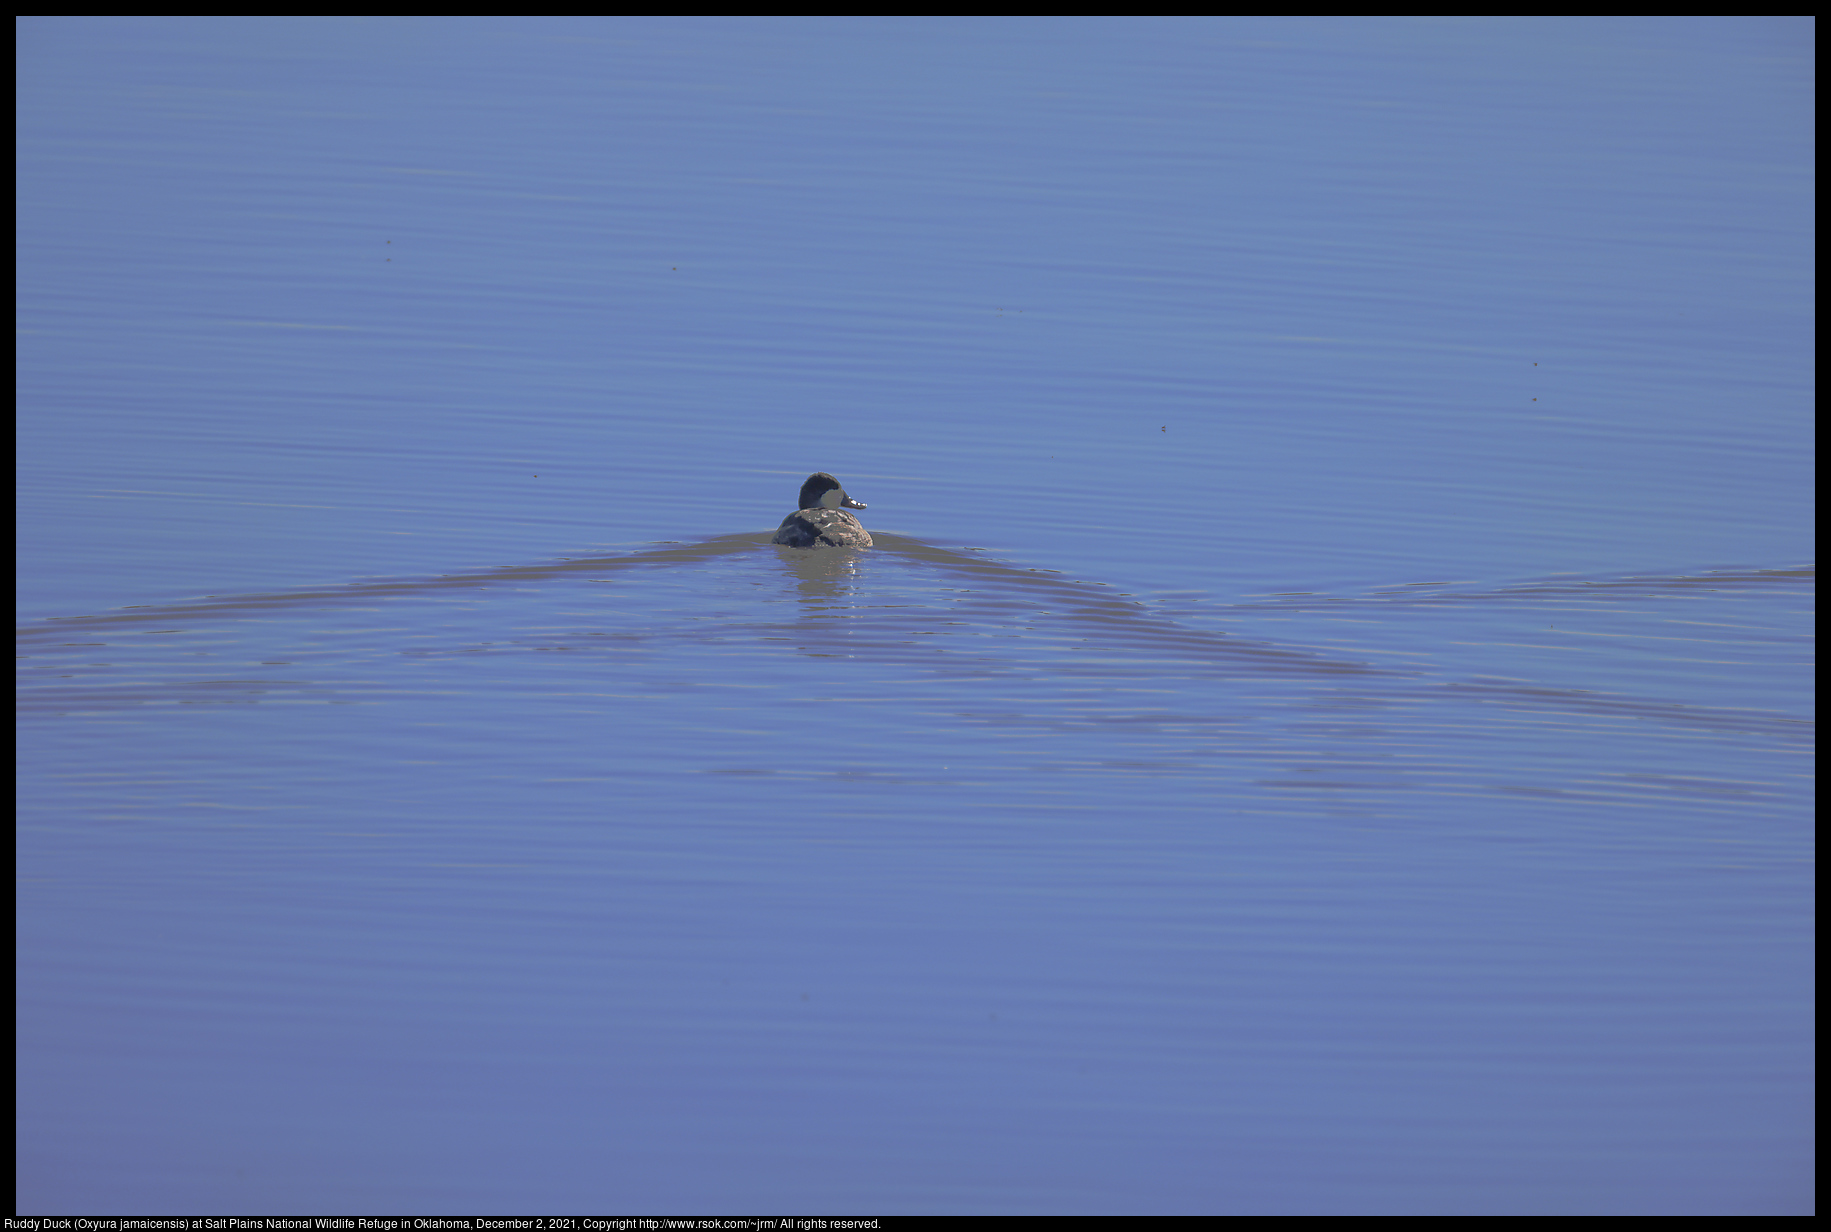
[842,496,867,509]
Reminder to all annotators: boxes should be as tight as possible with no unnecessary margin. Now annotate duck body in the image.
[772,472,873,548]
[773,506,872,548]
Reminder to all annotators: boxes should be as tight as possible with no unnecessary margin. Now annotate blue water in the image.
[16,17,1814,1215]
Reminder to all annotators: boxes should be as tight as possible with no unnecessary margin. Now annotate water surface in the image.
[16,16,1814,1216]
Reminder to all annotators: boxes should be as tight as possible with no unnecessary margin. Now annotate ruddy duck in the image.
[771,472,872,548]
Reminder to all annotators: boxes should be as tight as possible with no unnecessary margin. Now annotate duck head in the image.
[798,472,867,512]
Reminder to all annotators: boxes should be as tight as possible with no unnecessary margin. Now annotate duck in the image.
[771,472,873,548]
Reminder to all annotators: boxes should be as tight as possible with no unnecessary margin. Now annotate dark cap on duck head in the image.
[799,472,866,511]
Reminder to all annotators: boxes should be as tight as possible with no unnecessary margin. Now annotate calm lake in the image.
[16,17,1814,1216]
